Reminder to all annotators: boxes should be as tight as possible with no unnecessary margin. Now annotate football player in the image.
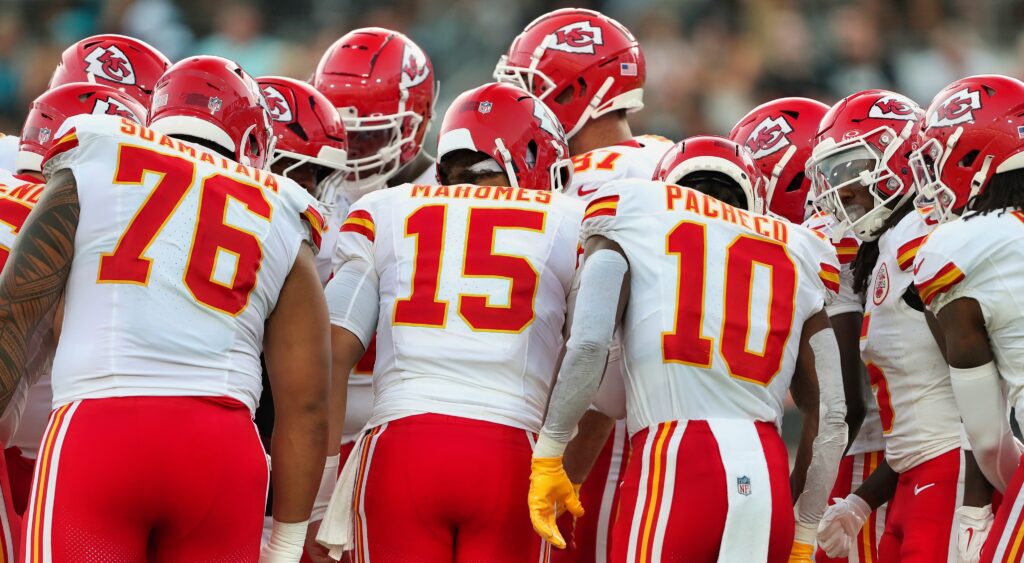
[313,27,436,195]
[493,10,672,560]
[529,134,846,562]
[731,97,889,563]
[316,82,579,563]
[257,76,349,282]
[0,56,329,562]
[808,89,989,562]
[910,74,1024,563]
[310,27,436,515]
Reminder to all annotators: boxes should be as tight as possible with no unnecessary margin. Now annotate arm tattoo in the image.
[0,169,79,412]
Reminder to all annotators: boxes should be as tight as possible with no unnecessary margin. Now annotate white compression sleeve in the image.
[324,258,379,348]
[951,362,1023,492]
[539,249,628,451]
[795,328,849,527]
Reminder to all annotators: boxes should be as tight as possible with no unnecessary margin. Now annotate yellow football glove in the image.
[528,457,584,549]
[788,540,814,563]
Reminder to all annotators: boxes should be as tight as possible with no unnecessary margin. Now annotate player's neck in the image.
[569,112,633,156]
[390,151,434,186]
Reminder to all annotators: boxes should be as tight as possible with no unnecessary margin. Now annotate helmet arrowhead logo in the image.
[745,115,793,159]
[868,95,918,121]
[83,45,136,85]
[549,21,604,54]
[399,43,430,88]
[92,96,141,122]
[261,85,293,122]
[928,88,982,128]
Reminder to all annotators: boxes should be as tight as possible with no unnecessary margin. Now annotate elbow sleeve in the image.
[795,328,849,526]
[325,258,379,348]
[541,249,627,444]
[951,362,1021,492]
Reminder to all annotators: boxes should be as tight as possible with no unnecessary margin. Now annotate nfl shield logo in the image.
[1017,125,1024,139]
[478,101,493,114]
[208,96,222,113]
[737,475,752,496]
[38,127,51,143]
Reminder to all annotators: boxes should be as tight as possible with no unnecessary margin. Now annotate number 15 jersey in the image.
[580,179,839,433]
[43,115,323,413]
[335,183,583,433]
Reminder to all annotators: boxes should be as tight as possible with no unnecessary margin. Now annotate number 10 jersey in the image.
[44,115,323,414]
[580,179,839,432]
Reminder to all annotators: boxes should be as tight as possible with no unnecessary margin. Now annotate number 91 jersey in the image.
[580,179,839,432]
[335,183,583,433]
[43,114,324,413]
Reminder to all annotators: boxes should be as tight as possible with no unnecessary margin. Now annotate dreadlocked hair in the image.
[852,201,915,294]
[964,168,1024,219]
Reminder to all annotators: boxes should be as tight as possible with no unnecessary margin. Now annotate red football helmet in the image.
[258,76,349,204]
[313,28,435,191]
[493,8,645,139]
[806,90,924,241]
[653,135,765,213]
[148,56,274,169]
[910,74,1024,223]
[436,82,572,191]
[18,82,147,173]
[49,34,171,106]
[729,97,829,223]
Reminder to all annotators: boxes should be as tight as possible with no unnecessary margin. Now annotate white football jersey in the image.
[803,211,884,456]
[915,209,1024,432]
[568,135,674,202]
[335,183,583,432]
[860,210,959,472]
[0,168,42,271]
[46,115,324,414]
[581,179,838,432]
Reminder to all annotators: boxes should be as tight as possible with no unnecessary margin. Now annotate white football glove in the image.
[816,494,871,558]
[956,505,994,563]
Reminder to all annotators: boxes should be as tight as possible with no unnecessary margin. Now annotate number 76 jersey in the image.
[335,183,583,433]
[43,115,324,413]
[580,179,839,432]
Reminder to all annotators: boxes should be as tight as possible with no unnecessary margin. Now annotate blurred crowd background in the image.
[2,0,1023,152]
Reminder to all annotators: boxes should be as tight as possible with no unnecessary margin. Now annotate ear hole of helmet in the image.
[554,84,575,105]
[959,149,980,168]
[287,122,309,142]
[246,132,261,159]
[526,140,538,168]
[785,172,806,192]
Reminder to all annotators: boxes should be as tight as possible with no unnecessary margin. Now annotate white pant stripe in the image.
[356,423,387,563]
[709,419,773,563]
[625,426,658,563]
[994,464,1024,561]
[650,422,684,562]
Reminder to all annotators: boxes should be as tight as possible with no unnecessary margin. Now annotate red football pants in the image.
[551,419,629,563]
[0,444,19,562]
[982,454,1024,562]
[21,396,269,563]
[877,448,963,562]
[817,450,887,563]
[349,413,550,563]
[611,419,793,563]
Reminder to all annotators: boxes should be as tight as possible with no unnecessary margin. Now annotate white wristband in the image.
[533,432,568,458]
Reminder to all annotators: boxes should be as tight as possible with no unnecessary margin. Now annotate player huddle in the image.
[0,6,1017,563]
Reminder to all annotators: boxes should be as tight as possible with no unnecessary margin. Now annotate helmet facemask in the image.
[809,123,914,241]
